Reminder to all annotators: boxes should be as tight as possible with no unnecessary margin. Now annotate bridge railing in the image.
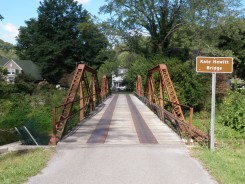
[49,64,109,145]
[135,64,209,144]
[135,92,208,144]
[100,75,109,101]
[164,99,193,126]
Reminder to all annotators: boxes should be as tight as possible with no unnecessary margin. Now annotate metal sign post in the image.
[196,57,233,151]
[210,73,216,151]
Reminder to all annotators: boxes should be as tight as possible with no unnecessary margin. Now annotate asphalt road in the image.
[27,144,217,184]
[27,94,217,184]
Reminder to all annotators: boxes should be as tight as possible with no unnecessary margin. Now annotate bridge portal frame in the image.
[49,64,109,145]
[135,64,209,144]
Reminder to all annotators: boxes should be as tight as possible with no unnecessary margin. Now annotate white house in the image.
[111,68,128,91]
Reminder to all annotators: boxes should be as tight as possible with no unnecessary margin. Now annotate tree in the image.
[16,0,107,83]
[0,67,7,82]
[0,39,19,59]
[218,17,245,78]
[124,55,210,109]
[78,17,109,68]
[100,0,239,55]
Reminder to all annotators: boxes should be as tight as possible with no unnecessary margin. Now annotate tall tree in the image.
[16,0,107,83]
[100,0,242,55]
[218,17,245,78]
[78,17,109,68]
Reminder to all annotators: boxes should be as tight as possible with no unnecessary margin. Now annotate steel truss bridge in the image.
[49,64,209,145]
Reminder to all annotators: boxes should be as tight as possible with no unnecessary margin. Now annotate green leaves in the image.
[16,0,108,83]
[218,18,245,78]
[100,0,186,53]
[0,89,67,142]
[100,0,243,55]
[124,55,210,109]
[78,19,109,68]
[218,91,245,133]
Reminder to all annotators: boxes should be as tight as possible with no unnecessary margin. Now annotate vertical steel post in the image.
[92,74,96,109]
[149,76,155,102]
[160,82,164,109]
[189,107,193,129]
[49,108,57,145]
[147,77,152,102]
[159,80,164,120]
[52,108,57,135]
[90,76,94,112]
[210,72,216,151]
[80,82,84,121]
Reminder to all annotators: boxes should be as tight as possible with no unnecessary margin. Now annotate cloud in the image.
[0,23,19,43]
[75,0,91,4]
[0,23,19,36]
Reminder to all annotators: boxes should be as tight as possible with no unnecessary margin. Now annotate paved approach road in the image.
[27,94,217,184]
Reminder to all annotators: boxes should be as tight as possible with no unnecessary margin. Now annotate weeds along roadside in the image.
[0,88,67,145]
[0,148,55,184]
[191,90,245,184]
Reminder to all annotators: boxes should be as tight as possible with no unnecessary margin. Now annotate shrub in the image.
[218,91,245,132]
[0,94,31,129]
[125,56,152,90]
[0,89,67,144]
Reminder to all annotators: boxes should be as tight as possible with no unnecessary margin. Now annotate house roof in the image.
[2,58,43,80]
[14,60,43,81]
[0,56,9,66]
[16,60,43,80]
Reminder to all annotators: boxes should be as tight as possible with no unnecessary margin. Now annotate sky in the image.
[0,0,245,45]
[0,0,107,44]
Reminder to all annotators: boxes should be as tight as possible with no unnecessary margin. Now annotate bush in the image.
[15,74,36,95]
[218,91,245,133]
[125,56,152,90]
[0,94,31,129]
[0,89,67,144]
[0,83,18,99]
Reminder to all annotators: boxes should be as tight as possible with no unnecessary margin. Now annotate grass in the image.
[0,148,54,184]
[191,111,245,184]
[193,146,245,184]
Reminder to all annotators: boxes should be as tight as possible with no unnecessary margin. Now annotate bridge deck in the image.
[28,94,217,184]
[60,94,183,146]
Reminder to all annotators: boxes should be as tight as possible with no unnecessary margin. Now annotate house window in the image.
[8,69,15,75]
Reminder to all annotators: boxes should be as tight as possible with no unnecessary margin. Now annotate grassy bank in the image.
[0,89,67,145]
[193,146,245,184]
[191,112,245,184]
[0,148,54,184]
